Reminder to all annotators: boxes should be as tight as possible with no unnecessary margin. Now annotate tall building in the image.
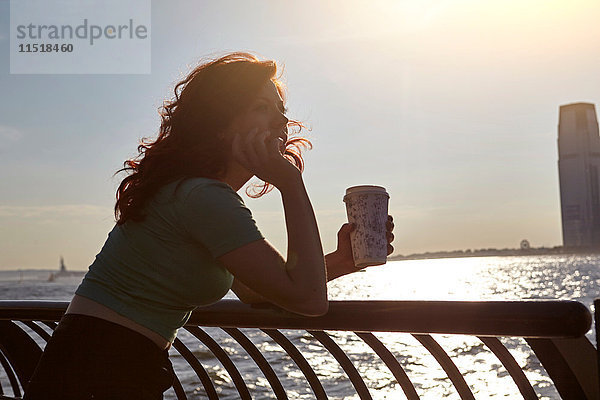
[558,102,600,248]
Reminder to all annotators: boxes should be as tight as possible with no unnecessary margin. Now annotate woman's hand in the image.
[326,215,395,280]
[232,127,300,190]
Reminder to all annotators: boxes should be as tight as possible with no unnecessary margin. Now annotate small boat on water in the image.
[47,256,85,282]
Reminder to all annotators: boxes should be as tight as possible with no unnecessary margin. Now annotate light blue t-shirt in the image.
[76,177,264,342]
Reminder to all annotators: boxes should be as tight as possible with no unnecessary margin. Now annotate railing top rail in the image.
[0,299,591,338]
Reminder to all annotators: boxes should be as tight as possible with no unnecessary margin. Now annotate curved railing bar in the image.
[262,329,328,399]
[308,330,372,400]
[222,327,288,399]
[0,320,42,389]
[0,300,591,338]
[552,337,598,399]
[40,321,57,330]
[0,299,596,400]
[185,326,252,400]
[171,373,187,400]
[526,338,588,400]
[22,321,51,342]
[0,349,21,398]
[412,334,475,400]
[355,332,420,400]
[478,336,537,399]
[172,338,219,399]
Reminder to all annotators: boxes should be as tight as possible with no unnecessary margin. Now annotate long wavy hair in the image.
[114,52,311,225]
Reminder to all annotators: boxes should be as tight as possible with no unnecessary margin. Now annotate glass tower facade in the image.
[558,102,600,248]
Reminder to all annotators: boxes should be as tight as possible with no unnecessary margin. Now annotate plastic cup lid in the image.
[343,185,389,203]
[344,185,389,198]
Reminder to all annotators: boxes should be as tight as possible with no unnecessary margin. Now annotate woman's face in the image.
[227,79,289,152]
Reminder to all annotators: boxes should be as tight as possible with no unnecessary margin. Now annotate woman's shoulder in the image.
[175,177,232,194]
[164,177,238,204]
[149,177,242,219]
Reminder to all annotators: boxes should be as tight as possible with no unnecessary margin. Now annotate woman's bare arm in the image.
[230,251,343,305]
[230,217,395,305]
[217,130,327,316]
[218,176,327,315]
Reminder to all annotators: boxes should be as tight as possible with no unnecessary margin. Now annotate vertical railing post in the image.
[594,299,600,397]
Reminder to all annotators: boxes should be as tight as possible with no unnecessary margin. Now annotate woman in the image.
[24,52,395,399]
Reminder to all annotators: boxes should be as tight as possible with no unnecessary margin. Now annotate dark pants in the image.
[24,313,174,400]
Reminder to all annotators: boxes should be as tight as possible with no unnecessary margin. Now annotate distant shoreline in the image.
[3,247,600,271]
[389,246,600,261]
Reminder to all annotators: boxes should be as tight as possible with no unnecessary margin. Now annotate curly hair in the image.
[114,52,311,225]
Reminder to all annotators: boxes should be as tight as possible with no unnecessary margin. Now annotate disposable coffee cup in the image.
[343,185,390,268]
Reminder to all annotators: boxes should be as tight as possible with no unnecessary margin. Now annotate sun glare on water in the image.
[329,258,494,301]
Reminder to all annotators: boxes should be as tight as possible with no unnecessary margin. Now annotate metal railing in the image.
[0,299,597,399]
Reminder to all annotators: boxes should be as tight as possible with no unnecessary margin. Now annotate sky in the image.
[1,0,600,270]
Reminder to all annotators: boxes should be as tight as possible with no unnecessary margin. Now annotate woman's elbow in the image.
[290,295,329,317]
[306,299,329,316]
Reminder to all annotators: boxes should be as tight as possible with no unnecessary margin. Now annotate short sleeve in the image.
[180,181,264,258]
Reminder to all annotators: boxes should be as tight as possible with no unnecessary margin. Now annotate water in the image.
[1,255,598,399]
